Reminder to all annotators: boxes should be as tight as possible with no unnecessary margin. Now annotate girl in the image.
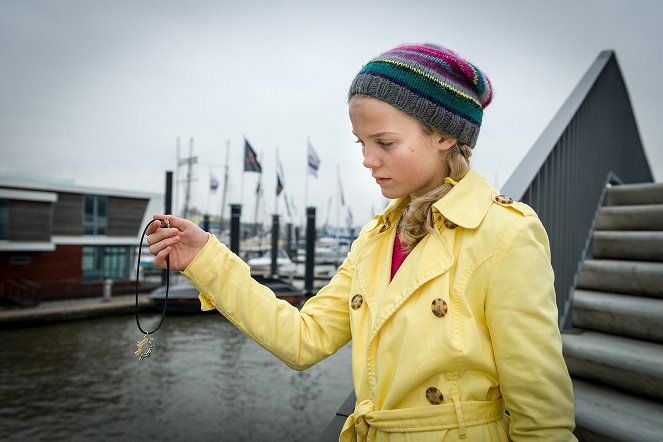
[147,43,576,441]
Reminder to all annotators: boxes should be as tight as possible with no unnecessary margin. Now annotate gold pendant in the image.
[134,335,155,361]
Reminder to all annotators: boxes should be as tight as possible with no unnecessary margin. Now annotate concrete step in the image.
[595,204,663,231]
[572,289,663,343]
[592,231,663,261]
[606,182,663,206]
[562,331,663,402]
[572,378,663,442]
[577,259,663,298]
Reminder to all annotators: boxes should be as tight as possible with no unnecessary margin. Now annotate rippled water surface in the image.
[0,313,353,442]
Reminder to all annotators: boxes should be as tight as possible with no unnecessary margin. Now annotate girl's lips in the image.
[375,177,390,185]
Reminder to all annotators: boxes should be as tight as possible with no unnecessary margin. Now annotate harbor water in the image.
[0,312,353,442]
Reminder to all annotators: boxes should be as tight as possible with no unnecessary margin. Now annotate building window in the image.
[82,246,131,282]
[83,195,107,235]
[0,199,8,240]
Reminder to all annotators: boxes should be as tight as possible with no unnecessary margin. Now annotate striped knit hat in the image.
[348,44,492,148]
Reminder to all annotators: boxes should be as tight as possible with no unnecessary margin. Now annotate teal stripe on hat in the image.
[360,61,483,125]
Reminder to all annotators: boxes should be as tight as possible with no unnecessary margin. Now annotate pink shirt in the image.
[391,227,409,280]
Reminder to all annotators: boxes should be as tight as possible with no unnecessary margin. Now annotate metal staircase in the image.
[563,182,663,442]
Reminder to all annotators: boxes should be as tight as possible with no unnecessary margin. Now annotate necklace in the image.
[134,219,170,361]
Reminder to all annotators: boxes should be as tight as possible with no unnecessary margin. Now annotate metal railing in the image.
[318,50,654,440]
[501,50,653,330]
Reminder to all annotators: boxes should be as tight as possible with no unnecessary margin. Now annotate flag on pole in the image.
[244,139,262,173]
[210,173,219,191]
[307,142,320,177]
[284,191,292,217]
[276,158,285,196]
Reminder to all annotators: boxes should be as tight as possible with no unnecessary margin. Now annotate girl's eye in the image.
[378,140,394,147]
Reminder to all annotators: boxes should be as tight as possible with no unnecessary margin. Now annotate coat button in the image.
[431,298,448,317]
[426,387,444,405]
[443,219,458,229]
[495,194,513,205]
[351,294,363,310]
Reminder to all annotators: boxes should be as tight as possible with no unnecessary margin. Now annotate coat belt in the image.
[339,397,506,442]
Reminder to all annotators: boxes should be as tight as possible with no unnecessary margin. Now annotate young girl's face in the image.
[349,95,455,199]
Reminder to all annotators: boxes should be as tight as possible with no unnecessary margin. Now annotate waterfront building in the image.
[0,175,161,306]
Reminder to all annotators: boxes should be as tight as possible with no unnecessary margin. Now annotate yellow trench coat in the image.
[182,169,576,441]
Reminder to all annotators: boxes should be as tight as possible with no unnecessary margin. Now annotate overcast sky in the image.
[1,0,661,228]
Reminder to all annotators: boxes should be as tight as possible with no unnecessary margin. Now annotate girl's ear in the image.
[436,135,457,152]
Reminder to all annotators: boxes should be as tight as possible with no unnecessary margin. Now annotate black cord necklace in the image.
[134,219,170,361]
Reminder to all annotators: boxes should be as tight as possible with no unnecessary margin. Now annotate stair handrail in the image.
[501,50,653,330]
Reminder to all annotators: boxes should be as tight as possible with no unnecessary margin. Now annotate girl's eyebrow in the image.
[352,131,398,138]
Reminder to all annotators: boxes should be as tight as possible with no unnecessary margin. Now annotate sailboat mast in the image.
[335,164,341,253]
[182,138,194,218]
[220,139,230,231]
[176,137,198,219]
[175,137,180,217]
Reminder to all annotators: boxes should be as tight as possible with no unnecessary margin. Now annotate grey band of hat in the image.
[349,74,481,148]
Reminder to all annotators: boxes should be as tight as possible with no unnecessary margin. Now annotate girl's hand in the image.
[146,214,208,271]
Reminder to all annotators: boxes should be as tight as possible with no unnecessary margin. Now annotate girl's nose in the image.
[362,146,380,169]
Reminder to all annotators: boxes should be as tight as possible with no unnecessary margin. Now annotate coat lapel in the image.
[354,225,396,326]
[369,228,454,343]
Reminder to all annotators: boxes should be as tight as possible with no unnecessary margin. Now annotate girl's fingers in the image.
[146,219,162,236]
[153,214,187,230]
[154,246,172,269]
[149,234,179,256]
[146,228,177,246]
[146,220,179,245]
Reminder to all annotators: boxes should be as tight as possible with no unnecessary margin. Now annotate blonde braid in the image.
[399,143,472,253]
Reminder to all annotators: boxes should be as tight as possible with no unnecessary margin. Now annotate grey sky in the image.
[1,0,661,228]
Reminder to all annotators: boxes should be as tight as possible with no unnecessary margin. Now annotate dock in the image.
[0,295,152,330]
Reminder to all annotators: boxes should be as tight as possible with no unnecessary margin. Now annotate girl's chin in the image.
[380,189,406,200]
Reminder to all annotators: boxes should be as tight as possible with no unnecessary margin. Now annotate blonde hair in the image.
[398,127,472,252]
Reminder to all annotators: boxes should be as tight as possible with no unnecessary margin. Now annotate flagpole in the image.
[241,136,246,207]
[338,163,342,222]
[175,136,180,216]
[304,138,309,212]
[207,166,212,215]
[274,147,279,216]
[220,139,230,231]
[336,164,341,262]
[253,150,263,236]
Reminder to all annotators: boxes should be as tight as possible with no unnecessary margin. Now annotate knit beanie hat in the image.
[348,44,492,148]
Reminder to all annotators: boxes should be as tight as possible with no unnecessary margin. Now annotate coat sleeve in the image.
[485,216,576,441]
[181,234,353,370]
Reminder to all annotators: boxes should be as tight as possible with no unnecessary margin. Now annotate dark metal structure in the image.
[163,171,173,286]
[305,207,316,296]
[229,204,241,255]
[270,214,279,277]
[501,50,652,329]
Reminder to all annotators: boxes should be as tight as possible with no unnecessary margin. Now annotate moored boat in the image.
[148,274,307,313]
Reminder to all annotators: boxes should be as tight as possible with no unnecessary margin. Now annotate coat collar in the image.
[433,168,496,229]
[372,168,496,232]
